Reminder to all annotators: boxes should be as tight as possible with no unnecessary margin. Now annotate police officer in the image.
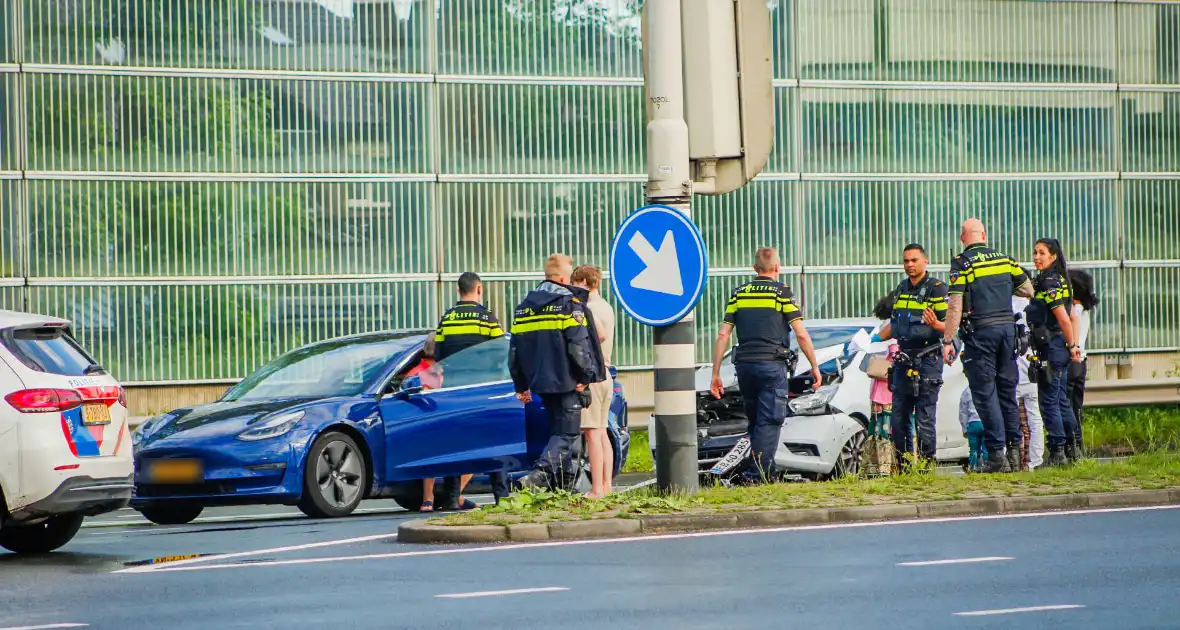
[1027,238,1083,466]
[942,219,1035,473]
[709,247,821,484]
[509,254,606,490]
[873,243,948,469]
[432,272,510,508]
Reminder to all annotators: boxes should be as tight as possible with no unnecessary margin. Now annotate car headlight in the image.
[133,414,171,445]
[236,410,305,442]
[789,387,837,416]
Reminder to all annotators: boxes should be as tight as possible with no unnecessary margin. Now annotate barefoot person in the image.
[572,265,615,498]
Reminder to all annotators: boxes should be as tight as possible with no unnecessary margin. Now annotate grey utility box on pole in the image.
[682,0,775,195]
[638,0,774,495]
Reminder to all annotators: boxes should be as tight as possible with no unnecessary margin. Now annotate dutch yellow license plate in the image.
[81,404,111,426]
[148,459,204,484]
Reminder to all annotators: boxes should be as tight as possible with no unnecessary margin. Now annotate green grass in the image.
[623,430,652,473]
[1083,405,1180,455]
[435,451,1180,526]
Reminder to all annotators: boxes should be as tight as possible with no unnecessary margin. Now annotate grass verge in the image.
[1084,405,1180,455]
[623,430,652,473]
[434,452,1180,526]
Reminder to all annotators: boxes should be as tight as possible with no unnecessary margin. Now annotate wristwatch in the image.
[1066,343,1078,350]
[941,339,954,346]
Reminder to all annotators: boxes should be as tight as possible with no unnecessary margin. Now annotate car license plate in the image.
[81,403,111,426]
[147,459,204,484]
[709,437,751,475]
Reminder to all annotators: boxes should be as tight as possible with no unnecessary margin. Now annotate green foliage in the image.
[1084,405,1180,455]
[623,430,653,473]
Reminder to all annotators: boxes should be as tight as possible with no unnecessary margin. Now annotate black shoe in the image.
[1064,442,1079,463]
[1006,441,1022,472]
[512,471,548,492]
[982,449,1011,474]
[1046,446,1068,467]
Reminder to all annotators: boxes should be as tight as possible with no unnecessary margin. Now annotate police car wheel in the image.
[0,513,84,554]
[298,432,368,518]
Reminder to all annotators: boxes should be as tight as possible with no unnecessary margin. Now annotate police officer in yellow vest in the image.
[942,219,1035,473]
[873,244,948,469]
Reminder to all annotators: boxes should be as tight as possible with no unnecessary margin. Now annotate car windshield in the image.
[222,335,420,401]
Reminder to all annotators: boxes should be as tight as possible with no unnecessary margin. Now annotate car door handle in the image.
[488,393,516,400]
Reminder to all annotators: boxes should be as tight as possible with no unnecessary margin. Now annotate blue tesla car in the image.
[130,330,630,524]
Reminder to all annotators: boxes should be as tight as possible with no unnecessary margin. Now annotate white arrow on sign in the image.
[628,230,683,296]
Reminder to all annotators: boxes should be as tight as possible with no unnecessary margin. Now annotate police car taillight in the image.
[4,388,84,413]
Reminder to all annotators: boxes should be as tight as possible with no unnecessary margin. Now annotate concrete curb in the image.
[396,488,1180,545]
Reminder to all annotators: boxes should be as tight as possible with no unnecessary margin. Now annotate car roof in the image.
[287,328,432,353]
[0,309,71,330]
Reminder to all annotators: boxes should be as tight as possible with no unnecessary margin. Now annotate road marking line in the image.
[898,556,1013,566]
[0,624,89,630]
[112,503,1180,575]
[114,532,398,573]
[954,605,1084,616]
[435,587,569,599]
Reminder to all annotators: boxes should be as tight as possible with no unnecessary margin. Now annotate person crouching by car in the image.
[510,254,607,491]
[571,264,616,499]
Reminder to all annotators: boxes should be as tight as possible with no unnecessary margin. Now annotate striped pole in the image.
[652,256,700,494]
[645,0,699,494]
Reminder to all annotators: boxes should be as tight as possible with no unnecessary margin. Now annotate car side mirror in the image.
[394,385,423,400]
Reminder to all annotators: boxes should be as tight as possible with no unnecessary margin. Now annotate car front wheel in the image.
[0,513,85,554]
[138,504,204,525]
[828,430,866,480]
[298,431,368,518]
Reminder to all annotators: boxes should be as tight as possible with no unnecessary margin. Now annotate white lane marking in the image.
[435,587,569,599]
[898,556,1013,567]
[954,605,1084,616]
[113,503,1180,574]
[115,532,398,573]
[0,624,89,630]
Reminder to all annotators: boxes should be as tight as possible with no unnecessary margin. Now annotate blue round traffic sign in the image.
[609,204,708,327]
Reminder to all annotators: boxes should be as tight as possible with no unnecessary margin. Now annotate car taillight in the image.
[76,385,122,407]
[4,388,84,413]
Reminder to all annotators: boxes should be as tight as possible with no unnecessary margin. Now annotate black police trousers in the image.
[735,361,789,480]
[963,324,1021,453]
[532,392,583,485]
[890,351,942,462]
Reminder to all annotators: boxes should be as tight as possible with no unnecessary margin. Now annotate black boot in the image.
[1006,441,1022,472]
[982,449,1011,474]
[1064,442,1079,463]
[1046,446,1068,467]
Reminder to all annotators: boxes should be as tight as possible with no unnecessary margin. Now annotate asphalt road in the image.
[2,501,1178,629]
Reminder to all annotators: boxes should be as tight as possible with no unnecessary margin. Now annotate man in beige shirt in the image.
[572,265,615,498]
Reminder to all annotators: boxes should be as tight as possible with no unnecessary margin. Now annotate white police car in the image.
[0,310,133,553]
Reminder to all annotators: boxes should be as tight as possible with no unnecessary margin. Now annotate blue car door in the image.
[378,337,532,481]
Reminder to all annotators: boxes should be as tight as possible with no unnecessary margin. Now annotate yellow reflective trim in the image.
[968,263,1017,280]
[731,299,778,310]
[932,302,948,312]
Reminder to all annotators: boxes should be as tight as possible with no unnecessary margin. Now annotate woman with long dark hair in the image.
[1026,238,1083,466]
[1067,269,1099,453]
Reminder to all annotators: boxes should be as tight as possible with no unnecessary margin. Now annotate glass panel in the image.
[797,0,1116,83]
[22,0,429,73]
[27,180,436,277]
[801,88,1114,174]
[1118,2,1180,85]
[0,73,17,170]
[438,82,642,174]
[0,179,18,277]
[0,286,22,311]
[799,271,896,321]
[1075,265,1120,352]
[439,180,796,274]
[1121,92,1180,173]
[802,180,1115,267]
[1123,267,1179,351]
[26,74,430,174]
[1123,180,1180,261]
[25,281,438,382]
[437,0,642,77]
[766,86,795,173]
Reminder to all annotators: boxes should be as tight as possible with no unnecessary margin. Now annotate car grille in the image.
[135,481,234,498]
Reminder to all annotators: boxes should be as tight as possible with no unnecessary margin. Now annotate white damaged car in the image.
[650,318,970,480]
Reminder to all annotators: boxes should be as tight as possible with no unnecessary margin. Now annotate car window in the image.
[223,335,419,401]
[420,337,511,391]
[0,326,101,376]
[790,326,870,350]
